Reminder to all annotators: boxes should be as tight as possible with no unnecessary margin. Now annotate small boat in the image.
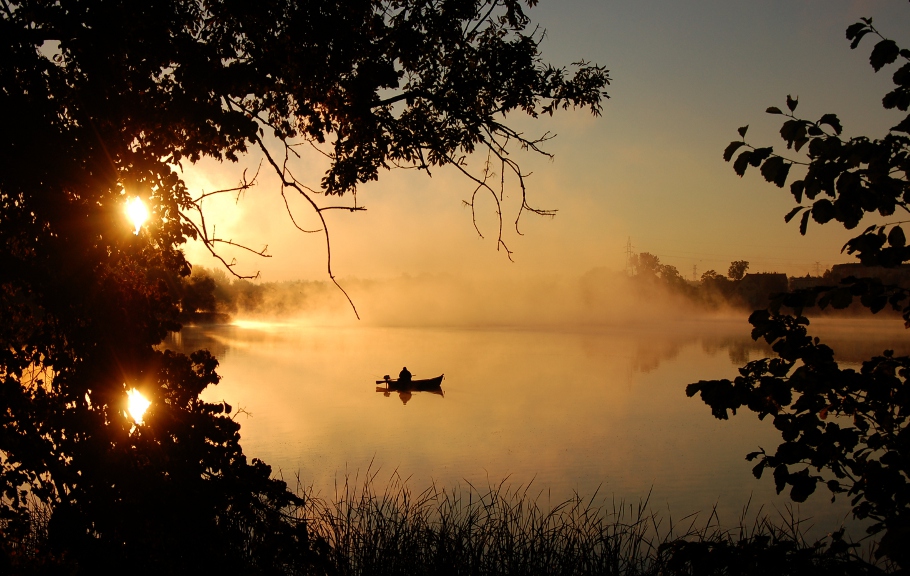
[375,374,444,391]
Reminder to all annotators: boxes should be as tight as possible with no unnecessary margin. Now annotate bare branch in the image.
[464,0,500,39]
[255,133,361,319]
[277,186,322,234]
[373,89,428,108]
[179,211,262,280]
[277,142,323,234]
[449,150,513,261]
[192,163,261,203]
[209,238,270,258]
[477,131,556,236]
[214,96,364,317]
[303,138,334,160]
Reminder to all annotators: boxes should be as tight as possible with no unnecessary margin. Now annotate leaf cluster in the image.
[3,0,608,196]
[659,528,881,576]
[692,11,910,569]
[723,19,910,257]
[728,260,750,281]
[687,310,910,567]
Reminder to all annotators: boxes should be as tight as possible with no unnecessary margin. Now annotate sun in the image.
[126,388,151,425]
[124,196,149,234]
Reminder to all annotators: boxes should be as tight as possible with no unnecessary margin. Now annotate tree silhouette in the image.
[179,270,218,316]
[0,1,608,571]
[727,260,749,281]
[687,9,910,568]
[632,252,662,277]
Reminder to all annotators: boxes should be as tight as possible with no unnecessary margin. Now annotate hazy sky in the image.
[182,0,910,283]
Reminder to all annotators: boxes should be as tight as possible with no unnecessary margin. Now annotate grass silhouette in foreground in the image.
[5,473,891,574]
[295,473,890,575]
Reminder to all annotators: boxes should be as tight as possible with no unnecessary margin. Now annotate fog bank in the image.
[209,267,746,328]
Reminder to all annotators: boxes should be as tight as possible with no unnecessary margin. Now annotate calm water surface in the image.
[166,318,909,534]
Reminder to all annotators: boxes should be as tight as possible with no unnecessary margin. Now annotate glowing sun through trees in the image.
[126,388,151,425]
[124,196,149,235]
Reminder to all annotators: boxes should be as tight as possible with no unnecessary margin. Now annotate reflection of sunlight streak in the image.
[232,319,292,330]
[126,388,151,424]
[196,331,256,352]
[124,196,149,234]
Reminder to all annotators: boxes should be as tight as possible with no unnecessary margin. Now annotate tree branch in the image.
[255,133,361,319]
[192,163,261,203]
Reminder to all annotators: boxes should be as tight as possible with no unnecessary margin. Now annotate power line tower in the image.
[815,261,821,277]
[624,237,634,275]
[693,264,697,281]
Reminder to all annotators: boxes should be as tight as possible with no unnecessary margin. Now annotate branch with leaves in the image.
[190,0,610,310]
[691,11,910,568]
[724,21,910,263]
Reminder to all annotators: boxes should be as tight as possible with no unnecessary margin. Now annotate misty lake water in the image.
[166,317,909,535]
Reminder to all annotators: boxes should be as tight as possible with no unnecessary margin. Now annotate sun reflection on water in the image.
[232,319,292,330]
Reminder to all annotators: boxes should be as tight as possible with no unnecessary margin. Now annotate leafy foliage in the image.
[690,9,910,569]
[728,260,750,281]
[630,252,690,293]
[0,0,608,571]
[725,21,910,261]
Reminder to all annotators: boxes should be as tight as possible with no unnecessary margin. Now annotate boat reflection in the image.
[375,374,445,405]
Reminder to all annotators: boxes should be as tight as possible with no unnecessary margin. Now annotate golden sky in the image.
[181,0,910,283]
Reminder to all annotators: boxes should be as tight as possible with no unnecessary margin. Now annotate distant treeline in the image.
[628,252,788,311]
[174,258,910,325]
[174,266,340,322]
[628,252,910,316]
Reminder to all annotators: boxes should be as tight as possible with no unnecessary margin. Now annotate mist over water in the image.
[168,269,910,539]
[214,268,749,328]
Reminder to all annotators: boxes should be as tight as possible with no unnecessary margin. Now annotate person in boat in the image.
[399,366,412,383]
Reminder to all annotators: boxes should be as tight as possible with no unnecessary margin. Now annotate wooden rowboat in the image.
[375,374,444,391]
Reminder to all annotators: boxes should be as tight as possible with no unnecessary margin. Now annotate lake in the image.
[166,317,909,536]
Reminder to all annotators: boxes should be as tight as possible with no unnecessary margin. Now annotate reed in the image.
[285,471,888,576]
[3,472,889,574]
[0,493,67,573]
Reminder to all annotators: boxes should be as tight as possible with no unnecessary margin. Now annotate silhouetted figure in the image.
[398,390,412,405]
[399,366,412,383]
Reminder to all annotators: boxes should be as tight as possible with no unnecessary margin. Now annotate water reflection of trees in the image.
[629,332,771,375]
[168,321,910,378]
[626,322,909,374]
[700,336,770,366]
[630,339,691,374]
[163,327,230,359]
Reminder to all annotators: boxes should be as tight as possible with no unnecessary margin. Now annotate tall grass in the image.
[286,470,888,576]
[3,470,890,574]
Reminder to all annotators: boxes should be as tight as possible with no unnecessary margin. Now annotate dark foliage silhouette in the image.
[728,260,749,281]
[687,8,910,569]
[0,0,607,572]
